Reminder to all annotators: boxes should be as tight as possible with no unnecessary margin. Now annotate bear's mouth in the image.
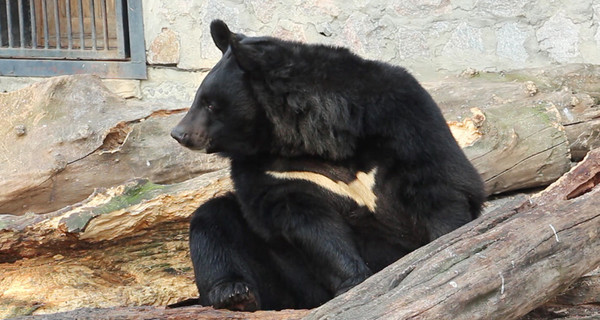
[170,128,210,152]
[180,139,210,152]
[185,144,209,152]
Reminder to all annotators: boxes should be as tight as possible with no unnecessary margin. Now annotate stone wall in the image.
[144,0,600,71]
[2,0,599,104]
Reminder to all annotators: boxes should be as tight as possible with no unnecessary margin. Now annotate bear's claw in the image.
[209,281,259,311]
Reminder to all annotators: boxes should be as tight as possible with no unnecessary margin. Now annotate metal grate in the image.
[0,0,146,79]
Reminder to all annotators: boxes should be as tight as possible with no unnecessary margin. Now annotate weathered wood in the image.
[431,78,569,194]
[9,306,308,320]
[501,64,600,161]
[433,79,569,195]
[552,266,600,306]
[523,304,600,320]
[5,151,599,319]
[431,64,600,194]
[0,169,232,260]
[0,75,227,215]
[0,170,232,318]
[2,67,600,319]
[306,148,600,320]
[2,67,598,216]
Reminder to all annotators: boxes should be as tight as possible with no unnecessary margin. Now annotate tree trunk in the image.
[6,149,599,319]
[2,67,600,319]
[431,64,600,195]
[306,148,600,320]
[0,75,228,215]
[8,306,308,320]
[0,170,233,318]
[2,66,599,216]
[553,267,600,306]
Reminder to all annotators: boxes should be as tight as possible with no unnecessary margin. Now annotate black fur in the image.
[171,20,486,311]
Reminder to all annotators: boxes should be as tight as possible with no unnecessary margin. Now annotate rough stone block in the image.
[496,22,529,62]
[141,67,208,104]
[102,79,142,99]
[147,28,181,65]
[536,12,581,63]
[442,22,484,56]
[476,0,528,17]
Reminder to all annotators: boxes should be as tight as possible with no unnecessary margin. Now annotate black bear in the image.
[171,20,486,311]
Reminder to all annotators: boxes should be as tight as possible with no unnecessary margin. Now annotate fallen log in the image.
[0,75,228,215]
[2,67,600,319]
[0,170,232,318]
[306,148,600,320]
[2,66,599,216]
[502,64,600,161]
[8,306,308,320]
[553,266,600,306]
[430,65,600,194]
[0,170,232,263]
[3,147,599,319]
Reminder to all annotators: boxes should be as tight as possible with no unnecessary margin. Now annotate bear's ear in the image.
[230,38,263,72]
[210,20,232,54]
[230,38,285,74]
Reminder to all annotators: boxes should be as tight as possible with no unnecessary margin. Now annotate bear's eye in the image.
[206,104,216,112]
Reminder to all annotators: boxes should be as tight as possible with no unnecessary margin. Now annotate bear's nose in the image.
[170,127,188,144]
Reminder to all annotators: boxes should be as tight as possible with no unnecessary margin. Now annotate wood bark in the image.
[553,267,600,306]
[0,75,227,215]
[430,65,600,194]
[523,265,600,320]
[2,67,599,217]
[2,67,600,216]
[502,64,600,161]
[0,170,232,263]
[0,170,233,318]
[9,306,308,320]
[2,67,600,319]
[305,148,600,320]
[4,149,599,319]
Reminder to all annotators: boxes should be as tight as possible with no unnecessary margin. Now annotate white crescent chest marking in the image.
[266,168,378,212]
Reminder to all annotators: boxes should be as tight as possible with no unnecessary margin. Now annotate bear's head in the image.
[171,20,362,160]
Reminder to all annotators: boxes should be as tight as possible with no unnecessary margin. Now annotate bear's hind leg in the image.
[424,195,475,241]
[189,193,288,310]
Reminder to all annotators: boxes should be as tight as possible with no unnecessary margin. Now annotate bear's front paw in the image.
[335,271,372,296]
[208,281,259,311]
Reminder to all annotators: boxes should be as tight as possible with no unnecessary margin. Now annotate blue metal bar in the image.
[127,0,147,78]
[89,0,96,50]
[0,4,3,46]
[30,0,37,48]
[78,0,84,49]
[53,0,60,48]
[0,46,125,59]
[66,0,72,49]
[0,58,147,79]
[42,0,49,49]
[0,0,147,79]
[18,0,25,48]
[100,0,108,50]
[114,0,125,57]
[6,0,14,47]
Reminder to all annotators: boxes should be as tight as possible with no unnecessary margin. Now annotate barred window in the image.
[0,0,146,79]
